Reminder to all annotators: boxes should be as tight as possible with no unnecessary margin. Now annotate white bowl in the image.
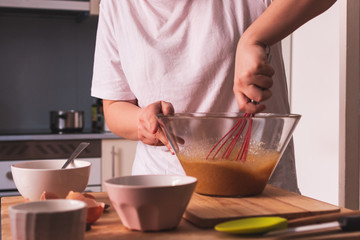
[9,199,87,240]
[11,160,91,201]
[104,175,197,231]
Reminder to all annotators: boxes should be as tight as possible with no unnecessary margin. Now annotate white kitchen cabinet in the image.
[101,139,137,191]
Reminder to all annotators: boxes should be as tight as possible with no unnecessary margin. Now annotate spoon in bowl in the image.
[61,142,90,169]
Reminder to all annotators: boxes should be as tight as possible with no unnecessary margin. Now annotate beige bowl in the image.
[11,160,91,201]
[104,175,197,231]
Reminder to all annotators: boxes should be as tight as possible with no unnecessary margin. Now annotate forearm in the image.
[233,0,336,113]
[241,0,337,47]
[103,99,140,140]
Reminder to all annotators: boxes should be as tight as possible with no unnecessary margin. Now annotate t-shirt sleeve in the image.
[91,1,136,101]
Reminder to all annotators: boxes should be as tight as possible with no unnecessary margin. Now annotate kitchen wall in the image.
[290,2,340,205]
[0,10,98,132]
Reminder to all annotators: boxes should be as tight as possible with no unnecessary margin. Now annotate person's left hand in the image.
[233,41,274,114]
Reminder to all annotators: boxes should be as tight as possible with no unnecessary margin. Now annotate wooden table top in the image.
[2,187,360,240]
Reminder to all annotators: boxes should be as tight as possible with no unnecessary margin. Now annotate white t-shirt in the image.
[91,0,299,193]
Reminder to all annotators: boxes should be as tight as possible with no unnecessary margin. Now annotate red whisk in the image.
[206,113,253,162]
[206,47,271,162]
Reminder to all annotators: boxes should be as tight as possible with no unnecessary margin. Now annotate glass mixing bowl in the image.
[158,112,301,197]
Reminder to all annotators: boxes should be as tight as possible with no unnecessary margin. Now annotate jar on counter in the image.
[91,98,104,133]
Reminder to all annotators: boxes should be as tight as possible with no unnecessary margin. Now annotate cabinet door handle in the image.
[6,171,13,181]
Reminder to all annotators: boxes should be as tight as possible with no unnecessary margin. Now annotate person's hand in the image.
[137,101,175,154]
[233,41,274,113]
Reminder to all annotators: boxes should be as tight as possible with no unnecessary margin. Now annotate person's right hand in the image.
[233,41,274,114]
[137,101,175,154]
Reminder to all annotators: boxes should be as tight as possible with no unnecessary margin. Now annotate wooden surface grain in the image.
[2,185,360,240]
[184,185,341,228]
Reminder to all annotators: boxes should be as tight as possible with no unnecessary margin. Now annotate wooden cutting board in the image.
[184,184,340,228]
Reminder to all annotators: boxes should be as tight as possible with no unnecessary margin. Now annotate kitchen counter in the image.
[3,186,360,240]
[0,131,121,141]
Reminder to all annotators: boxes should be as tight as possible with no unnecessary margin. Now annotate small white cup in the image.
[9,199,87,240]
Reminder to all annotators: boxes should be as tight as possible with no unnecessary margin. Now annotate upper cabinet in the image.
[0,0,100,15]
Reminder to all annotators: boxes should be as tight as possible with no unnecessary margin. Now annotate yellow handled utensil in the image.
[215,215,360,236]
[214,216,287,235]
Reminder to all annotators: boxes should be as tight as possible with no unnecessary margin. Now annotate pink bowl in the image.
[104,175,197,231]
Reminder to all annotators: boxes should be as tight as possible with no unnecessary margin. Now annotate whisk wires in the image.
[206,113,253,162]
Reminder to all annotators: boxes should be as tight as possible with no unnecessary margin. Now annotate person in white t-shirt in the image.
[91,0,336,193]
